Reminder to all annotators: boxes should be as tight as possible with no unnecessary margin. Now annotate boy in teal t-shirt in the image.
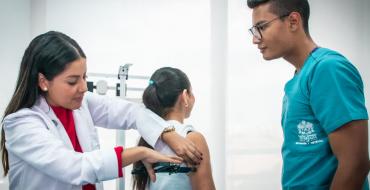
[282,47,369,189]
[247,0,369,189]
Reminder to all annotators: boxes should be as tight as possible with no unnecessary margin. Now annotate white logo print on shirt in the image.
[296,120,323,145]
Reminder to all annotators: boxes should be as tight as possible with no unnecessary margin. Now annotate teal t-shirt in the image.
[281,47,369,190]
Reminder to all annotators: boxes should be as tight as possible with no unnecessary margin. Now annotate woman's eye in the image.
[67,81,77,85]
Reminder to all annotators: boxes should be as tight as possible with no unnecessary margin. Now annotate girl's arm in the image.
[186,132,216,190]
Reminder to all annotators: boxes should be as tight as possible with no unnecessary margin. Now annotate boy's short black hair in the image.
[247,0,310,35]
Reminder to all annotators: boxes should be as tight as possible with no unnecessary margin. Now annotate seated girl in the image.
[132,67,215,190]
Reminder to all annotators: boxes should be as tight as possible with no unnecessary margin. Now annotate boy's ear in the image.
[288,12,301,32]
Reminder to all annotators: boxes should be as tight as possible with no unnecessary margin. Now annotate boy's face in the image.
[251,3,291,60]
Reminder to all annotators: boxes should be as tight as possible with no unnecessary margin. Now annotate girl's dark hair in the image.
[132,67,191,190]
[1,31,86,176]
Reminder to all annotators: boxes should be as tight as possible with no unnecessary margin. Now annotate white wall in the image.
[0,0,369,190]
[0,0,31,188]
[0,0,31,122]
[226,0,290,189]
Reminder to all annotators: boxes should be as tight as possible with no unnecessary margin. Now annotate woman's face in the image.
[39,58,87,110]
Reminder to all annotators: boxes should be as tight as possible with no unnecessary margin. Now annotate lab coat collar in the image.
[35,96,93,152]
[33,96,74,150]
[34,95,52,114]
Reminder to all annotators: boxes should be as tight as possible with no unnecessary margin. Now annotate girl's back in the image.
[149,120,193,190]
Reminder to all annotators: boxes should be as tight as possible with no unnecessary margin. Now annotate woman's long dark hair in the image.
[132,67,191,190]
[1,31,86,176]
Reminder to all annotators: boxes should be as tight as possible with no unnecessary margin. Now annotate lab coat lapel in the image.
[73,108,93,152]
[36,96,74,150]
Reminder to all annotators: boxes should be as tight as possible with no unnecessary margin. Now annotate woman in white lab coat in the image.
[0,31,202,190]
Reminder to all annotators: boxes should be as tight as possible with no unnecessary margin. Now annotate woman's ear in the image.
[38,73,49,92]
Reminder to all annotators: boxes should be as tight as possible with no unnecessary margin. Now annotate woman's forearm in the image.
[121,147,147,167]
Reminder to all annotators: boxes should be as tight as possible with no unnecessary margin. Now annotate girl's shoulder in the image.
[186,131,208,148]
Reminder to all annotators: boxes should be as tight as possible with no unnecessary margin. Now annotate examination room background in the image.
[0,0,369,189]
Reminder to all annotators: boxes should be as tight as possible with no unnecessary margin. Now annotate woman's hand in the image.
[161,132,203,165]
[141,148,183,182]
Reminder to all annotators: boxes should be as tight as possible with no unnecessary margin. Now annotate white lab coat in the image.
[3,92,168,190]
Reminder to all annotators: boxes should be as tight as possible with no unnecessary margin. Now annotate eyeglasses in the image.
[249,14,289,40]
